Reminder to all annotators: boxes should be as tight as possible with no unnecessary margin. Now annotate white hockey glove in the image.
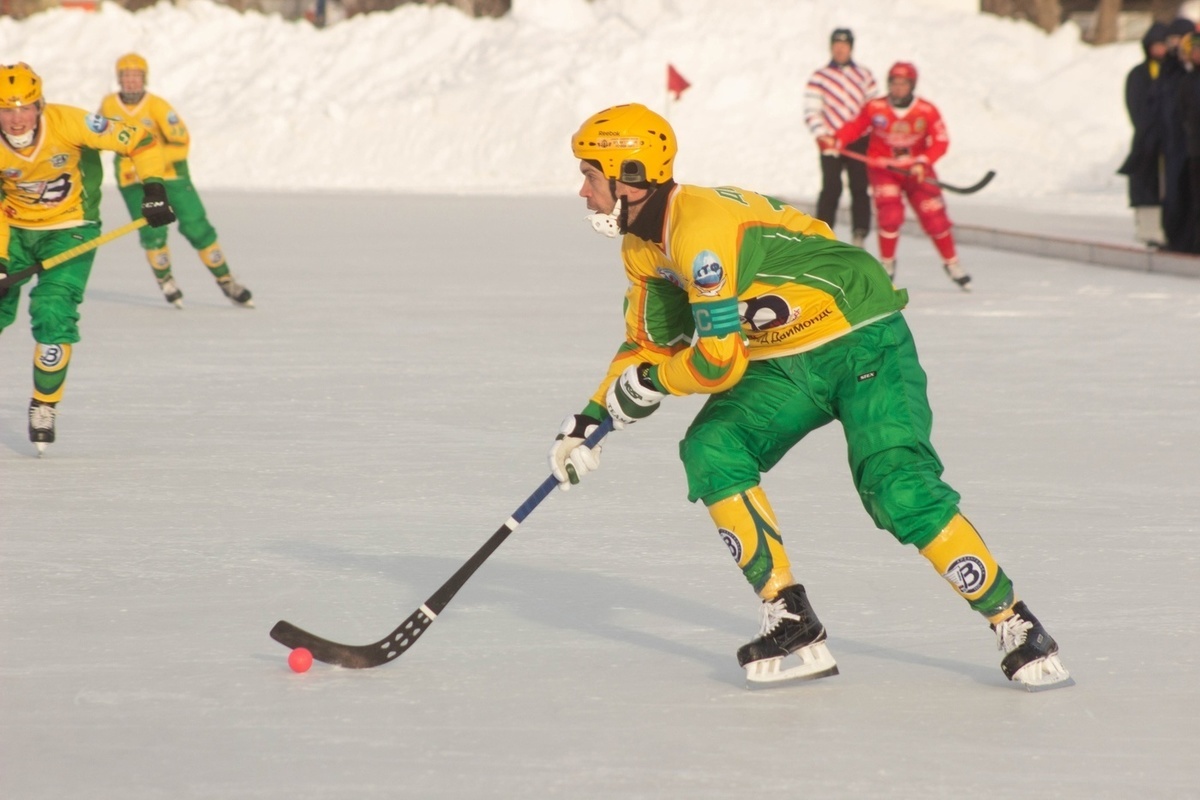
[549,414,604,491]
[605,363,665,429]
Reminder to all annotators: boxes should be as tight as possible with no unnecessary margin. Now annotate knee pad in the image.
[915,197,952,238]
[33,342,72,403]
[198,242,226,269]
[874,191,905,234]
[145,247,172,271]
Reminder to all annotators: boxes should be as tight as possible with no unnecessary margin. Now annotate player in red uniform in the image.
[822,62,970,290]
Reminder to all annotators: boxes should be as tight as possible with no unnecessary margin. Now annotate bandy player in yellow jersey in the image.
[548,104,1073,691]
[99,53,252,308]
[0,62,175,454]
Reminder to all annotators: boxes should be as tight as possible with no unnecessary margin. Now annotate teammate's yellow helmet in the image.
[572,103,677,185]
[116,53,148,78]
[0,62,43,109]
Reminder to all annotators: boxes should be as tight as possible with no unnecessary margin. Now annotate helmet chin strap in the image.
[586,198,623,238]
[3,128,35,148]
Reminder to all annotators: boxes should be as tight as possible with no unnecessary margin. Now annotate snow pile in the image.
[0,0,1152,202]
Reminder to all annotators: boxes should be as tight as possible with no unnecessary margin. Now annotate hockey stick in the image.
[834,148,996,195]
[0,218,148,289]
[270,417,616,668]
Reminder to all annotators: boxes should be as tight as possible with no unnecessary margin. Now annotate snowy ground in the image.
[2,192,1199,799]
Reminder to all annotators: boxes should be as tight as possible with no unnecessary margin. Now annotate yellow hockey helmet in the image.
[571,103,677,185]
[0,62,43,109]
[116,53,148,78]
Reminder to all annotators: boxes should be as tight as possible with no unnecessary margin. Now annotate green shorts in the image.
[0,225,99,344]
[679,313,960,548]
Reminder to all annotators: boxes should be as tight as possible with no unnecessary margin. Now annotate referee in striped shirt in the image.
[804,28,878,248]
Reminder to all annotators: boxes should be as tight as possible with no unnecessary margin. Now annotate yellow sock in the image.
[708,487,794,599]
[919,513,1015,618]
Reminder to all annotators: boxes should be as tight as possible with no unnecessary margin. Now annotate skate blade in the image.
[171,299,184,309]
[34,442,47,456]
[233,299,255,309]
[1013,655,1075,692]
[745,642,839,687]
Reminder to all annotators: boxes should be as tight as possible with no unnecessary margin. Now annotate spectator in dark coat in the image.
[1118,23,1168,247]
[1177,29,1200,253]
[1159,18,1197,252]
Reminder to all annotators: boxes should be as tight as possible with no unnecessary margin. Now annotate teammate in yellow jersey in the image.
[547,103,1073,691]
[99,53,252,308]
[0,62,176,455]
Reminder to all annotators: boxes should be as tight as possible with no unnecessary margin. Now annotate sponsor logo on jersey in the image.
[718,528,742,562]
[142,118,154,128]
[872,113,888,128]
[739,294,798,332]
[857,370,877,382]
[2,168,20,179]
[50,154,69,168]
[655,265,685,290]
[85,113,110,134]
[166,112,179,124]
[942,555,987,595]
[692,250,726,296]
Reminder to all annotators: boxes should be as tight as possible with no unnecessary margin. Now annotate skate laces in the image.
[29,402,56,431]
[758,596,802,636]
[994,613,1033,653]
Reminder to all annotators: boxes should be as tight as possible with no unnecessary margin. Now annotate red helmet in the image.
[888,62,918,84]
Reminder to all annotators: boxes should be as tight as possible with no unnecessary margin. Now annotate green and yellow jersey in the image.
[586,184,908,413]
[98,92,188,186]
[0,103,166,230]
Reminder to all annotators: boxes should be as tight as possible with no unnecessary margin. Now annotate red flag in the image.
[667,64,691,101]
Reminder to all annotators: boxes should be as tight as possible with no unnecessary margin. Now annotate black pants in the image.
[816,136,871,235]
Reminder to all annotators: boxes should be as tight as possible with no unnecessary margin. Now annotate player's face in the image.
[578,161,617,214]
[830,41,852,64]
[119,70,146,95]
[0,104,39,137]
[888,77,914,102]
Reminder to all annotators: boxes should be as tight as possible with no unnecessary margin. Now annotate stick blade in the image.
[939,170,996,194]
[270,606,434,669]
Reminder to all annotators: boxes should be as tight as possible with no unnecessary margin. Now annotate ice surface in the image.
[2,191,1198,799]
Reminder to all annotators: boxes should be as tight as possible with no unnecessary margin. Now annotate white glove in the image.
[549,414,604,491]
[605,364,665,429]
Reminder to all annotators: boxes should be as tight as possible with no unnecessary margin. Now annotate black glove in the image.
[0,258,8,300]
[141,182,176,228]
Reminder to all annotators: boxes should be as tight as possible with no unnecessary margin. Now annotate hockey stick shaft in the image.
[269,417,616,668]
[833,148,995,194]
[0,218,148,289]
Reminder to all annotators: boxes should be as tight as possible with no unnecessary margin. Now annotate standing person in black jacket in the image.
[1177,29,1200,253]
[1159,18,1198,252]
[1118,23,1169,248]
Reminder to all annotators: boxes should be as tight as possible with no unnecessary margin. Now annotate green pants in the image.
[119,177,217,252]
[679,313,960,549]
[0,225,99,344]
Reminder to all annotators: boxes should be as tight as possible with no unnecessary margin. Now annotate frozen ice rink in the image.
[2,192,1198,799]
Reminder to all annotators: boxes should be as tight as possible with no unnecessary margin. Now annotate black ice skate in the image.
[218,275,254,308]
[28,399,57,456]
[992,601,1074,691]
[158,274,184,308]
[737,584,839,686]
[943,259,971,291]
